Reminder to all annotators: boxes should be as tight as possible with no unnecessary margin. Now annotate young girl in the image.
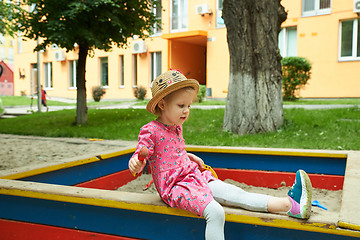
[128,70,312,240]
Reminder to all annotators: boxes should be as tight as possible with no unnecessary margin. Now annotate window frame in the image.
[132,54,138,88]
[216,0,225,28]
[151,0,162,36]
[43,62,53,89]
[278,27,298,57]
[150,52,162,84]
[302,0,331,17]
[99,57,109,87]
[170,0,188,32]
[69,60,77,89]
[119,55,125,88]
[338,18,360,62]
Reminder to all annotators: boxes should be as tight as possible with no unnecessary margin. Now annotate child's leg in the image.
[202,200,225,240]
[208,169,312,219]
[267,196,291,212]
[208,180,271,212]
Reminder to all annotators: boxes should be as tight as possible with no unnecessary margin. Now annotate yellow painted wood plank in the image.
[0,148,135,180]
[186,146,347,159]
[1,186,359,238]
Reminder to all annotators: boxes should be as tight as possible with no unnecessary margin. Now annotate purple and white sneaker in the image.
[287,169,312,219]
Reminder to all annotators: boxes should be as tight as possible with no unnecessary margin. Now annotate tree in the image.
[0,1,19,36]
[222,0,287,135]
[17,0,160,125]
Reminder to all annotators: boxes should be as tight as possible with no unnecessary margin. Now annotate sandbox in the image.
[0,146,359,240]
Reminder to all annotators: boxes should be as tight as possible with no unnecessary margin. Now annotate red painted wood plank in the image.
[76,169,343,191]
[215,169,343,190]
[76,170,135,190]
[0,219,140,240]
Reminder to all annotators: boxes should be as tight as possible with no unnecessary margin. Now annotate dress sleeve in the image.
[131,124,155,161]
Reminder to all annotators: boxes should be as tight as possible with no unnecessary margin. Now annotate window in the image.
[100,57,108,86]
[8,48,13,63]
[151,52,162,83]
[278,27,297,57]
[30,63,38,95]
[151,0,162,35]
[44,62,53,89]
[171,0,188,32]
[302,0,331,17]
[17,32,22,54]
[0,47,5,60]
[339,19,360,61]
[216,0,225,28]
[119,55,124,87]
[132,54,138,87]
[69,60,77,88]
[0,34,4,45]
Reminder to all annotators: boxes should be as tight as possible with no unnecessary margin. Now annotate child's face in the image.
[158,88,195,126]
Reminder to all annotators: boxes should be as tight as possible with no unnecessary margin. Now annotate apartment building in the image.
[13,0,360,100]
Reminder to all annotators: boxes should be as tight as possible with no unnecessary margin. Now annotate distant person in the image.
[41,85,49,112]
[128,70,313,240]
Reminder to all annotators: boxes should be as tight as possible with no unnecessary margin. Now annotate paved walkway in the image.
[2,99,359,118]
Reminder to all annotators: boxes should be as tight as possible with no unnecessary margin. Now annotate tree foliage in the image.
[0,1,20,36]
[281,57,312,101]
[15,0,160,124]
[17,0,160,52]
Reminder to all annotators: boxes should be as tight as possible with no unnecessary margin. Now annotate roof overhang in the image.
[162,30,207,47]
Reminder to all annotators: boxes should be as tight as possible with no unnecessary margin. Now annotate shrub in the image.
[281,57,312,101]
[197,84,206,103]
[134,86,147,100]
[92,86,106,102]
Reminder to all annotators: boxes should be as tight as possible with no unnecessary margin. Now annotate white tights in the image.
[202,180,271,240]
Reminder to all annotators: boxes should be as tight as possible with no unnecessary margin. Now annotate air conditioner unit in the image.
[196,4,210,15]
[354,0,360,13]
[55,50,66,61]
[133,40,147,54]
[51,43,59,49]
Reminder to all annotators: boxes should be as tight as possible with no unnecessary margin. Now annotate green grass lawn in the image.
[0,96,74,106]
[0,107,359,150]
[134,98,360,106]
[1,96,360,107]
[0,96,132,107]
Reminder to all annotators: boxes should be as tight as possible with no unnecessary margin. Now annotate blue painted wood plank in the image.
[19,153,133,185]
[0,194,356,240]
[193,152,346,175]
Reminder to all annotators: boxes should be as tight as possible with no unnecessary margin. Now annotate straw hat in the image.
[146,70,199,114]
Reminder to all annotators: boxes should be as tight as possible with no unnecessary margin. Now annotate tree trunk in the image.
[76,43,89,125]
[222,0,287,135]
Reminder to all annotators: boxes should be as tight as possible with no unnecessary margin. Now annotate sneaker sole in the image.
[299,170,312,219]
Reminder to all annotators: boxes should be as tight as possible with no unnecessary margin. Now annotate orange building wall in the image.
[282,0,360,98]
[13,0,360,100]
[207,27,229,98]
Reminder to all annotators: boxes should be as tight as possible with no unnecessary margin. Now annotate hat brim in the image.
[146,79,199,114]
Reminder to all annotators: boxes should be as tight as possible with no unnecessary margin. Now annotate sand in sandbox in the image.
[118,174,342,218]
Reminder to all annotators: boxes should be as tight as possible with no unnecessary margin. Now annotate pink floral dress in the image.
[132,120,216,216]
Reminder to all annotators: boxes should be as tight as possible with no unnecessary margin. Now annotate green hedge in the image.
[281,57,312,101]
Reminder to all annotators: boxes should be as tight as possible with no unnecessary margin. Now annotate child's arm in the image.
[187,153,205,171]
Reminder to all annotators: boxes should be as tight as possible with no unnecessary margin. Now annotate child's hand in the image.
[129,146,149,175]
[188,153,205,171]
[129,156,146,175]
